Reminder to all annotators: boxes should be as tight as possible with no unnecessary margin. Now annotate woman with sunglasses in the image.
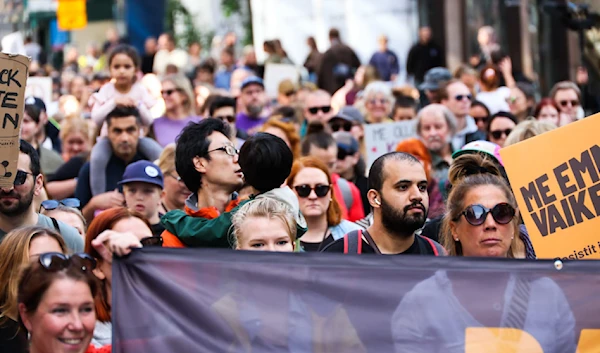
[0,226,67,353]
[85,206,161,347]
[148,74,199,147]
[286,157,361,252]
[40,199,86,238]
[486,111,517,147]
[17,252,111,353]
[392,173,576,353]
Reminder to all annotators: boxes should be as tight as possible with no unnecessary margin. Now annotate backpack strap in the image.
[343,230,362,254]
[336,177,354,211]
[50,217,61,233]
[419,235,446,256]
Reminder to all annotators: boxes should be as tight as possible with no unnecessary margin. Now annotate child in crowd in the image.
[161,132,306,248]
[119,160,165,237]
[88,44,161,196]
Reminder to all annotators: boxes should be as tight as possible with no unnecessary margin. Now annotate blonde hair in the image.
[162,74,197,116]
[0,226,67,323]
[504,120,556,147]
[59,118,92,143]
[230,198,297,249]
[157,143,176,174]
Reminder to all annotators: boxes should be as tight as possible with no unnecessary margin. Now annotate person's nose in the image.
[409,185,423,202]
[67,312,84,332]
[0,185,14,193]
[307,189,318,200]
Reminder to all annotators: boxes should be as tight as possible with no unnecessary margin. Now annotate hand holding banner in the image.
[0,53,29,188]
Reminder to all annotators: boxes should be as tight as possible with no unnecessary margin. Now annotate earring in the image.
[455,238,459,241]
[511,236,514,240]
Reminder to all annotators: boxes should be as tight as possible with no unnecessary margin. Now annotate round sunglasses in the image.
[294,184,331,198]
[455,203,515,226]
[39,252,97,272]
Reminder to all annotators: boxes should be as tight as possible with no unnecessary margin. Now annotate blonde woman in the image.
[148,74,200,147]
[504,120,556,147]
[156,144,191,214]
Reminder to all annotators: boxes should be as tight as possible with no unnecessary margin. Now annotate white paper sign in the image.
[364,120,417,170]
[25,76,53,106]
[263,63,299,98]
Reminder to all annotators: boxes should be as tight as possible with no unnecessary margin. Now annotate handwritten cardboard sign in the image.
[500,113,600,260]
[25,76,53,106]
[0,53,30,188]
[364,120,417,169]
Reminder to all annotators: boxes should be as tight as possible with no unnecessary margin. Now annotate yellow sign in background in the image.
[500,113,600,260]
[57,0,87,31]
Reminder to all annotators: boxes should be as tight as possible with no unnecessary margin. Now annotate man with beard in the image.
[235,76,268,136]
[416,104,456,188]
[76,106,162,222]
[323,152,445,255]
[0,140,83,251]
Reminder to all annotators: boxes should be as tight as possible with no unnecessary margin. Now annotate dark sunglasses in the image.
[490,129,512,140]
[456,203,516,226]
[294,184,331,198]
[330,121,352,132]
[14,170,32,186]
[161,88,180,96]
[39,252,97,272]
[308,106,332,115]
[140,236,163,247]
[455,94,473,101]
[558,100,579,107]
[40,198,81,211]
[284,91,296,97]
[473,116,488,124]
[214,115,236,123]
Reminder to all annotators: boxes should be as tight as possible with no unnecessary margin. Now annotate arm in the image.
[46,179,78,200]
[90,98,117,125]
[499,57,516,88]
[391,52,400,76]
[406,47,415,75]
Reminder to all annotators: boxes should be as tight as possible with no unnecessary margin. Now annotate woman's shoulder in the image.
[330,220,362,240]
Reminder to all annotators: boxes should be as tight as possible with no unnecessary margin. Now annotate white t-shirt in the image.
[476,86,511,115]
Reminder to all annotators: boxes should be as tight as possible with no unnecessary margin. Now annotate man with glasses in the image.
[550,81,582,124]
[440,79,485,151]
[333,132,369,216]
[302,89,336,137]
[327,106,365,143]
[323,152,444,255]
[235,76,268,136]
[209,95,246,148]
[0,140,83,251]
[161,119,244,247]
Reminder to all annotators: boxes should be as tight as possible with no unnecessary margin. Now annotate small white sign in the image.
[364,120,417,170]
[25,76,53,106]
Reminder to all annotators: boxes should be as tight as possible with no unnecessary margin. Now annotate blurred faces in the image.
[419,27,432,43]
[418,107,451,153]
[112,217,153,241]
[292,167,331,220]
[19,278,95,353]
[308,145,337,172]
[450,185,515,257]
[197,132,244,192]
[62,131,91,161]
[0,152,42,217]
[212,106,237,130]
[189,42,201,56]
[44,211,85,238]
[443,82,471,118]
[554,89,580,122]
[305,91,334,123]
[536,105,560,127]
[240,83,266,117]
[365,93,392,123]
[21,111,40,144]
[70,77,87,101]
[393,106,417,121]
[144,37,157,54]
[162,170,191,210]
[488,117,516,147]
[29,234,64,260]
[107,116,140,162]
[236,216,294,252]
[161,80,187,113]
[123,182,162,223]
[158,34,174,51]
[507,87,527,118]
[470,105,489,132]
[109,53,136,89]
[334,148,359,177]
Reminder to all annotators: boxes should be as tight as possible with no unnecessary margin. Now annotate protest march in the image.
[1,0,600,352]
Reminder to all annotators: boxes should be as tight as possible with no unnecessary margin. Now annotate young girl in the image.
[88,45,162,196]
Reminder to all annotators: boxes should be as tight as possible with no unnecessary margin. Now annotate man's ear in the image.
[33,174,44,197]
[193,156,207,174]
[367,189,380,209]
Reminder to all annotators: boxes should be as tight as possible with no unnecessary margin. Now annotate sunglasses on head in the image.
[308,106,332,115]
[140,236,163,247]
[214,115,236,123]
[14,170,33,186]
[456,203,515,226]
[39,252,97,272]
[490,129,512,140]
[454,94,473,101]
[330,121,352,132]
[294,184,331,198]
[40,198,81,211]
[558,100,579,107]
[161,89,180,96]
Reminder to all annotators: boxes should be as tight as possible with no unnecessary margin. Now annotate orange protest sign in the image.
[500,114,600,260]
[57,0,87,31]
[0,53,29,188]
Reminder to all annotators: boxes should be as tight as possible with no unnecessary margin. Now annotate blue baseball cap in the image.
[118,160,164,189]
[240,76,264,91]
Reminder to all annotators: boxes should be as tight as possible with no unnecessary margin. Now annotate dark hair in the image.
[24,104,41,124]
[19,140,41,176]
[196,60,216,75]
[106,105,142,127]
[471,100,491,117]
[490,49,508,65]
[209,96,236,116]
[368,152,420,192]
[263,40,276,54]
[307,36,318,51]
[301,121,335,156]
[239,133,293,193]
[175,118,231,193]
[271,106,299,123]
[222,46,235,57]
[107,44,141,69]
[486,111,518,137]
[394,95,418,109]
[329,28,340,40]
[18,259,100,329]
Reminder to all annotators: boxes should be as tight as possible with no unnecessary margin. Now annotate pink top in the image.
[89,82,155,127]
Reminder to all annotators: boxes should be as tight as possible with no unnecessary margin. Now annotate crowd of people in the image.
[1,24,597,352]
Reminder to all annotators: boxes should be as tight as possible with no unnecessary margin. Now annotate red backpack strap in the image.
[343,234,349,254]
[357,229,362,254]
[343,230,362,254]
[420,235,440,256]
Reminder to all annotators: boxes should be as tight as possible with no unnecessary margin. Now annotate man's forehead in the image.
[18,152,32,172]
[382,159,426,182]
[110,116,138,127]
[307,93,331,106]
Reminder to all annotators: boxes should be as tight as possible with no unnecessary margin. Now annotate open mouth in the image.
[58,337,84,345]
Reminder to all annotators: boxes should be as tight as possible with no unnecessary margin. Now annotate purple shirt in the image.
[152,116,200,147]
[235,113,267,135]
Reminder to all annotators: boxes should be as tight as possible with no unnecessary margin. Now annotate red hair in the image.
[395,138,433,181]
[286,157,342,226]
[533,98,560,119]
[85,207,151,322]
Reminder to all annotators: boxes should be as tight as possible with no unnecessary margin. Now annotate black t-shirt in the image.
[0,318,28,353]
[300,234,335,252]
[47,154,88,182]
[321,230,438,255]
[151,222,165,237]
[420,216,442,243]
